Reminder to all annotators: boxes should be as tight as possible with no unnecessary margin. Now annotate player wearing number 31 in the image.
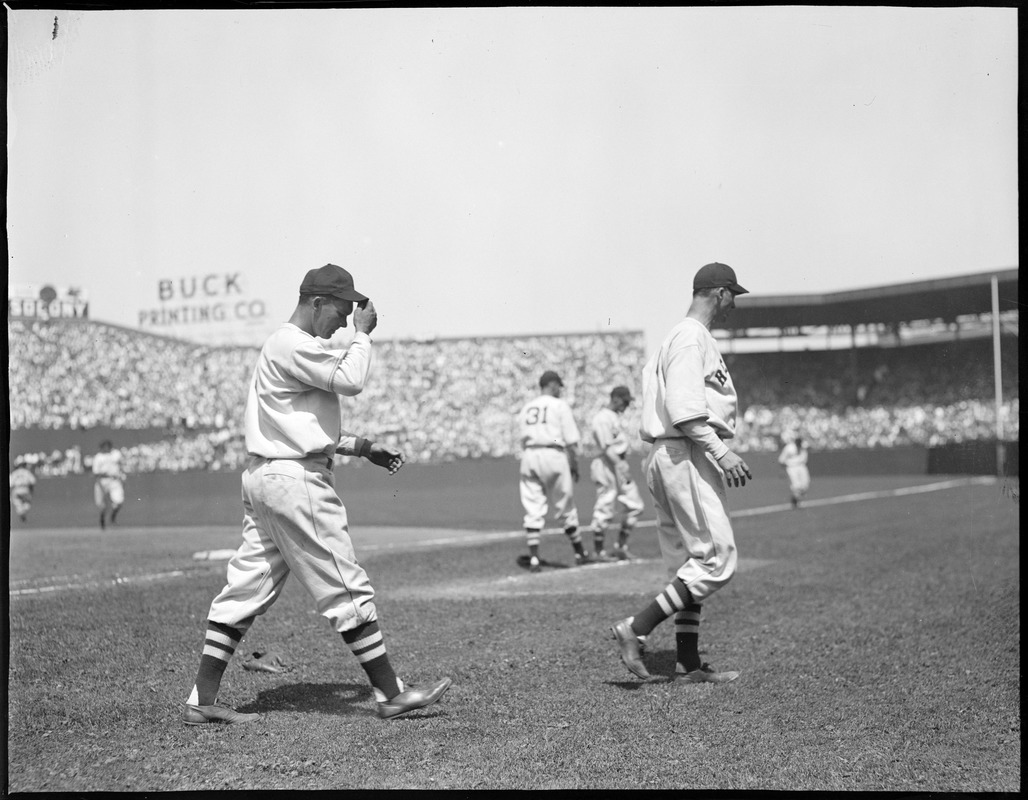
[182,264,451,726]
[518,370,592,573]
[611,262,752,684]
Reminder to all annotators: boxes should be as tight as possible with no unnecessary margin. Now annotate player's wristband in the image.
[354,438,374,458]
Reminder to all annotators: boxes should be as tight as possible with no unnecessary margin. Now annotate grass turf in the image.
[6,476,1020,791]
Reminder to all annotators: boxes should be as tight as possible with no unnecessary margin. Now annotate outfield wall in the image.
[7,446,1015,531]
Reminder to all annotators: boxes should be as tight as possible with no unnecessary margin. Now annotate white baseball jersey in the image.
[244,324,373,458]
[639,318,738,443]
[591,407,630,461]
[91,450,124,479]
[10,466,35,495]
[519,395,580,450]
[778,442,808,468]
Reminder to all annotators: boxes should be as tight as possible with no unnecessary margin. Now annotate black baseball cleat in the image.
[182,703,260,726]
[377,677,453,720]
[610,618,651,679]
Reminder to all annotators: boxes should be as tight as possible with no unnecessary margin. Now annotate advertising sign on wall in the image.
[137,271,272,345]
[8,284,90,320]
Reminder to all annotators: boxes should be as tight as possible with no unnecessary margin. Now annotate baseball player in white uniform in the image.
[587,385,644,561]
[611,262,752,684]
[9,458,37,523]
[183,264,451,726]
[778,433,810,508]
[518,370,592,572]
[92,440,125,529]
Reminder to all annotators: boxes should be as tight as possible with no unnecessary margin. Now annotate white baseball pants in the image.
[787,465,810,495]
[94,477,124,509]
[588,458,644,531]
[207,455,377,634]
[519,447,580,530]
[645,438,738,602]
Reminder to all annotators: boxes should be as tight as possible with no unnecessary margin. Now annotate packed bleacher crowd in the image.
[8,318,1019,475]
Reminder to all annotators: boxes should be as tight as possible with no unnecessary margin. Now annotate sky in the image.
[6,6,1019,350]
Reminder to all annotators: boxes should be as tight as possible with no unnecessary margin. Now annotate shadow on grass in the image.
[241,681,372,716]
[608,647,715,686]
[515,554,572,571]
[240,681,453,722]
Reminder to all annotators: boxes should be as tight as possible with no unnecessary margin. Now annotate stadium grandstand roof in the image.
[716,268,1019,332]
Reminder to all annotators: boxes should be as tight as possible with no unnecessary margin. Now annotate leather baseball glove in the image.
[242,651,291,673]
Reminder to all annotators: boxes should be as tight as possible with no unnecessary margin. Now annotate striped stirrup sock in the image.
[675,603,704,672]
[630,577,693,637]
[191,621,244,705]
[342,620,402,702]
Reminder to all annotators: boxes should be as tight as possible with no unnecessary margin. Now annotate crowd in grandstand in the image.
[8,318,1019,475]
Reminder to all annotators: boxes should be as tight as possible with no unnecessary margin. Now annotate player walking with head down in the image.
[587,386,645,561]
[182,264,451,726]
[610,262,752,684]
[518,370,592,572]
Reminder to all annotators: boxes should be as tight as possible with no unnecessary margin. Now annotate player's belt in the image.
[525,444,565,451]
[251,453,334,469]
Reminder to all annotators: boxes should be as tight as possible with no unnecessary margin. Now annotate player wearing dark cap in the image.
[182,264,451,725]
[610,262,752,684]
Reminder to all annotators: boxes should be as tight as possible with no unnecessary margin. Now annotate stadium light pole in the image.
[991,274,1005,477]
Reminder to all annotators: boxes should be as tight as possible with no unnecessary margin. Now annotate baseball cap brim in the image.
[329,288,369,303]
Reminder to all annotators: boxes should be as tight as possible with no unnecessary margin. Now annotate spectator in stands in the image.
[6,318,1019,467]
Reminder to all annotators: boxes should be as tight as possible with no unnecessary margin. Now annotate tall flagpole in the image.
[991,275,1005,476]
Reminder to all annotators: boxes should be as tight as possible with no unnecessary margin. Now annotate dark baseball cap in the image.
[539,370,563,388]
[299,264,369,303]
[611,385,633,402]
[693,262,748,294]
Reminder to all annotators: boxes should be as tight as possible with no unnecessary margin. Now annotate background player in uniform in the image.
[587,385,644,561]
[610,262,752,684]
[778,432,810,508]
[92,439,125,529]
[518,370,592,572]
[182,264,451,726]
[9,458,37,523]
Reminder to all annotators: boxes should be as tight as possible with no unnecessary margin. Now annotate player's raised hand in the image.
[353,299,378,336]
[716,450,752,488]
[367,443,406,475]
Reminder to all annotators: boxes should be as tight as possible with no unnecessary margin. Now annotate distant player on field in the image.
[518,370,592,572]
[182,264,451,726]
[778,433,810,509]
[587,385,644,561]
[10,458,37,523]
[92,440,125,529]
[610,262,752,684]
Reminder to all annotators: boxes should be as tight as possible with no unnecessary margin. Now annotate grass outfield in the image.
[6,475,1020,791]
